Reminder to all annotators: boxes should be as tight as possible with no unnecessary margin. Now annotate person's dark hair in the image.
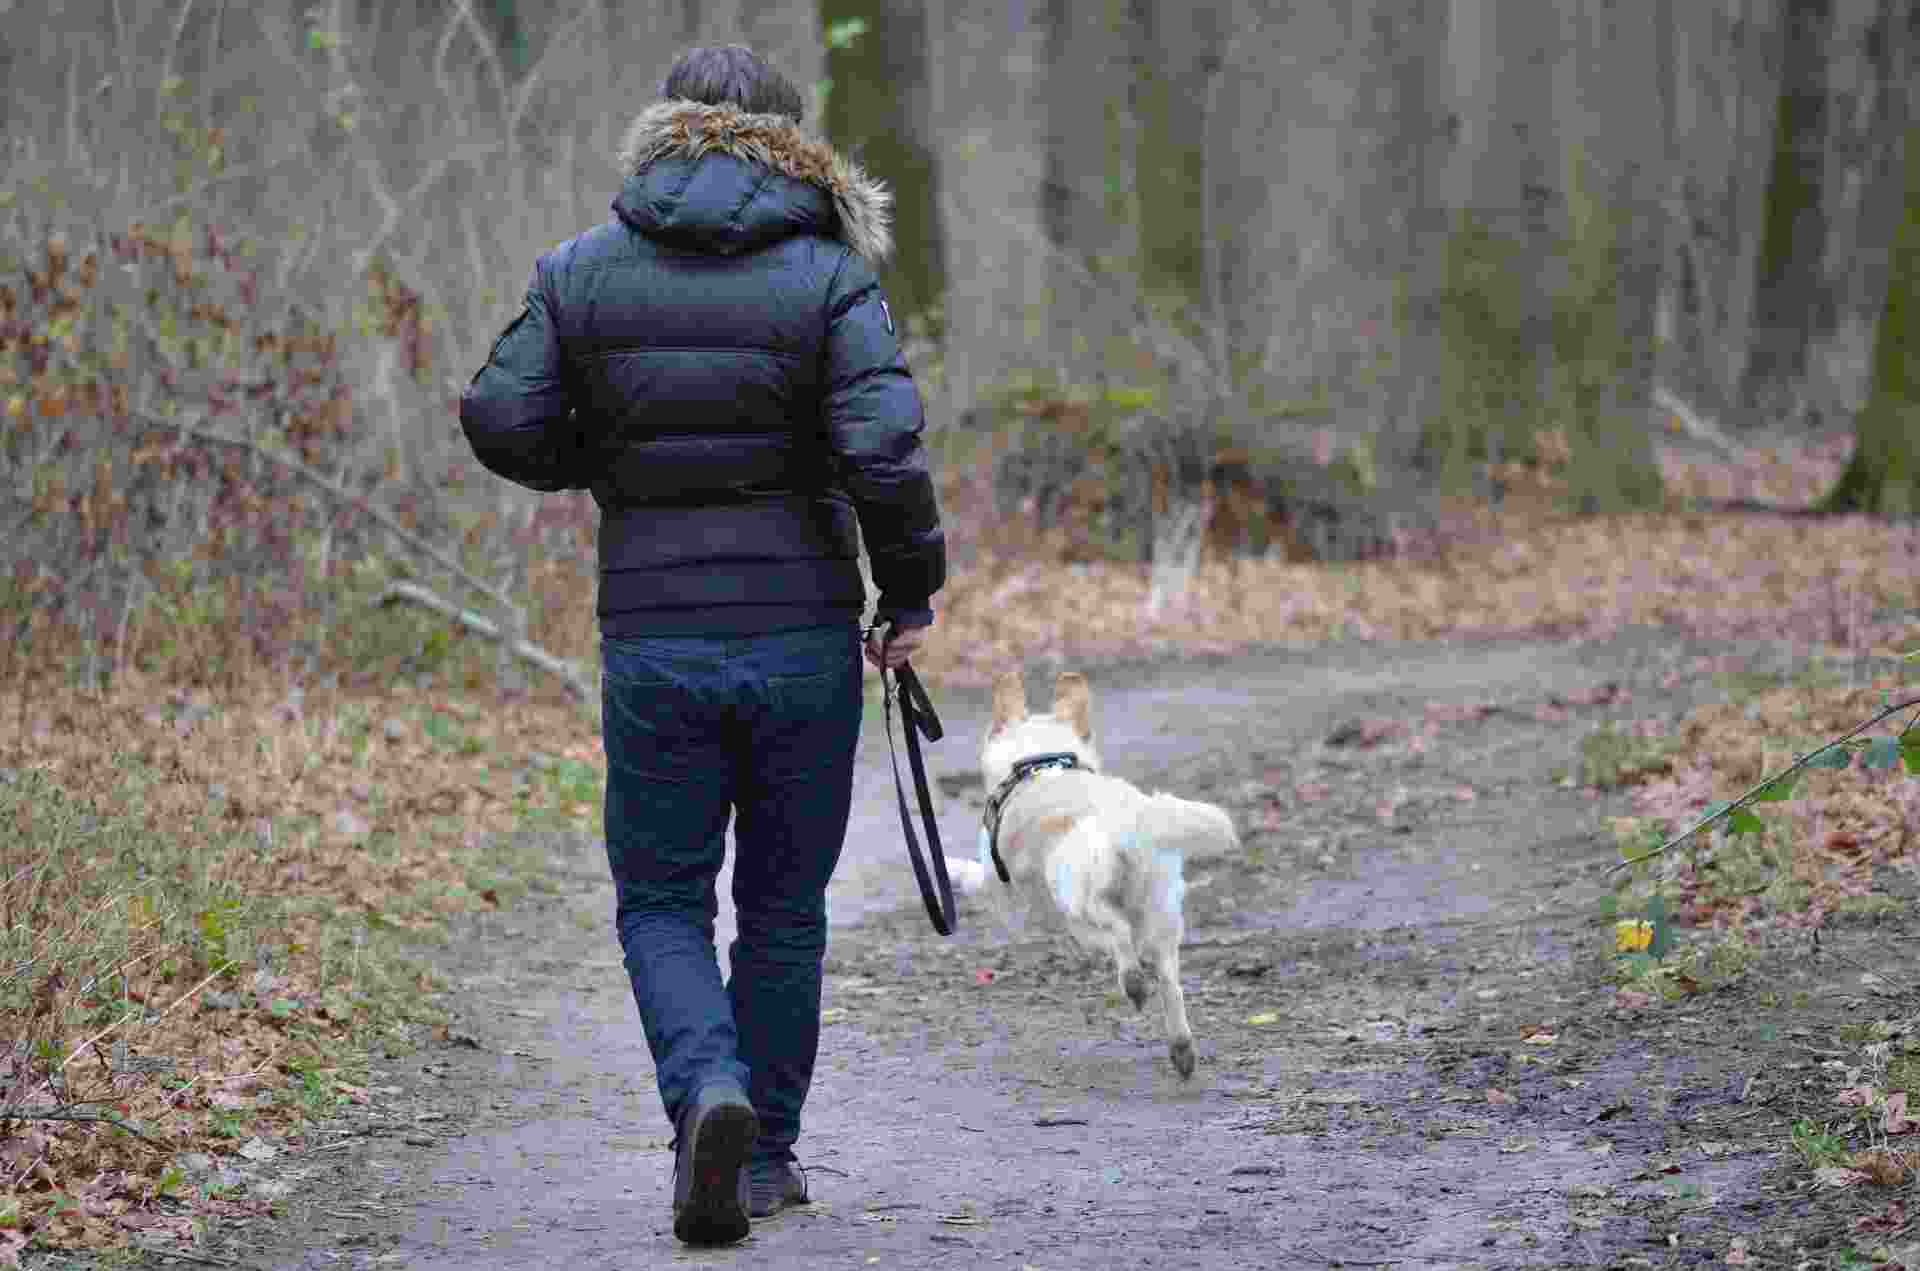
[661,45,804,123]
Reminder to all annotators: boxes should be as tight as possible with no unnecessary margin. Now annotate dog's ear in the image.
[1052,672,1093,742]
[989,670,1028,733]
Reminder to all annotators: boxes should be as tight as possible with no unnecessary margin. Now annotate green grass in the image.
[1576,725,1681,789]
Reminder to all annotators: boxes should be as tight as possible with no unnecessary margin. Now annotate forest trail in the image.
[236,632,1892,1270]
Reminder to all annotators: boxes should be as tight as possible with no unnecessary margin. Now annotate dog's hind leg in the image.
[1149,943,1195,1078]
[1063,907,1144,1012]
[1144,848,1195,1078]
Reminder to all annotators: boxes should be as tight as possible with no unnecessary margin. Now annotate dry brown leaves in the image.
[915,433,1915,684]
[1,671,598,1255]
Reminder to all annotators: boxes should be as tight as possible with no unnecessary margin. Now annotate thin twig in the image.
[127,1246,246,1269]
[0,1104,168,1147]
[57,959,232,1076]
[1609,696,1920,875]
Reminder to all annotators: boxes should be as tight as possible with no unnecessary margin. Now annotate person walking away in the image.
[458,44,946,1246]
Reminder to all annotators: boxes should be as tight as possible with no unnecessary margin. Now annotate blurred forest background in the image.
[5,6,1920,1256]
[2,0,1918,684]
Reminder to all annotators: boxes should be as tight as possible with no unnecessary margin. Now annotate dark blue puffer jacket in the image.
[460,100,946,636]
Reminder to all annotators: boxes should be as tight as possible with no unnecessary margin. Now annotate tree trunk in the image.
[1546,0,1667,512]
[1823,1,1919,515]
[1655,0,1789,429]
[1802,0,1913,428]
[921,0,1052,415]
[820,0,946,330]
[1740,0,1837,429]
[1418,0,1562,491]
[1824,128,1920,516]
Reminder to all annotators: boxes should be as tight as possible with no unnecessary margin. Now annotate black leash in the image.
[879,660,958,936]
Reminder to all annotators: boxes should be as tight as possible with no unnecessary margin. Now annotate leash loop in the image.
[880,660,957,936]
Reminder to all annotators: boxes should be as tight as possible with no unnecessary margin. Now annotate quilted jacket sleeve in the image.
[459,262,586,493]
[822,252,947,627]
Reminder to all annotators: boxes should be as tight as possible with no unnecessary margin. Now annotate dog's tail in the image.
[1144,794,1241,860]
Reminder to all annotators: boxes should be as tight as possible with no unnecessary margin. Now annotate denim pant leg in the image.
[725,624,862,1164]
[601,637,749,1131]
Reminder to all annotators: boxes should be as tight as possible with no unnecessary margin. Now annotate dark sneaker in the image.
[672,1084,758,1245]
[747,1159,809,1218]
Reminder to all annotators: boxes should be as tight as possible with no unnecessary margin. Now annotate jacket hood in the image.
[612,100,892,266]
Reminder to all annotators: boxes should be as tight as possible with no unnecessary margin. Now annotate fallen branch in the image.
[379,579,593,703]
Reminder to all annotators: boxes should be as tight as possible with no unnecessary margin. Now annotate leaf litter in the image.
[4,429,1918,1260]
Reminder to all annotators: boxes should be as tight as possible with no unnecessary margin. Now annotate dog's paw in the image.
[1168,1038,1195,1080]
[1122,966,1149,1011]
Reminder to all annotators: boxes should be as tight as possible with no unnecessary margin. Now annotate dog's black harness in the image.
[981,752,1088,884]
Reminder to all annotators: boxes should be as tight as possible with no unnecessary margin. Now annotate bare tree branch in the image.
[378,580,592,703]
[133,411,523,626]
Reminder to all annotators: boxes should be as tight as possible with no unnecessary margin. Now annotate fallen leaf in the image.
[1613,988,1654,1009]
[1855,1200,1909,1234]
[1850,1148,1912,1186]
[1486,1087,1515,1105]
[1614,920,1653,954]
[1885,1091,1919,1134]
[1725,1236,1750,1265]
[974,968,995,985]
[1426,702,1498,723]
[1325,718,1406,748]
[1813,1165,1867,1188]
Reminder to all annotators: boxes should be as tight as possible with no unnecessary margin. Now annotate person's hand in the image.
[864,621,928,670]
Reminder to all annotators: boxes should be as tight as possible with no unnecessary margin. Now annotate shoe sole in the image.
[674,1101,758,1245]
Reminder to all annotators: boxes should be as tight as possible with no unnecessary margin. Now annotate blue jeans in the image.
[600,623,862,1164]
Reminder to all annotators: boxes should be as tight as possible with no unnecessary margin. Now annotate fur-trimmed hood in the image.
[613,100,892,266]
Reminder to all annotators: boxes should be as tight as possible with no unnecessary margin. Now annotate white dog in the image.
[946,670,1240,1078]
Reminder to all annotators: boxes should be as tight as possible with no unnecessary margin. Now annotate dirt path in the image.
[229,633,1908,1270]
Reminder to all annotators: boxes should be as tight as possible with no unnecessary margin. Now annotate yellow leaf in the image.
[1614,919,1653,953]
[1245,1011,1279,1026]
